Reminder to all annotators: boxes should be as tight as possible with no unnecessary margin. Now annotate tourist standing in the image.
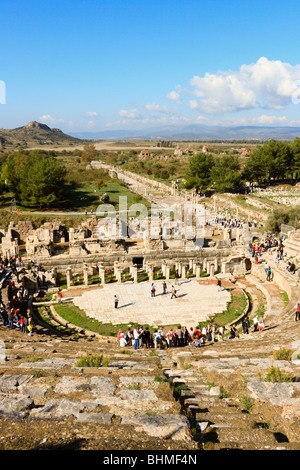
[27,314,34,336]
[143,327,151,348]
[253,315,259,332]
[295,303,300,321]
[176,326,183,347]
[57,290,62,303]
[119,333,127,348]
[229,324,237,339]
[258,318,265,331]
[154,330,161,349]
[19,316,26,333]
[183,326,189,346]
[114,295,119,308]
[218,325,225,341]
[133,327,140,350]
[162,281,167,294]
[211,324,216,343]
[7,309,13,329]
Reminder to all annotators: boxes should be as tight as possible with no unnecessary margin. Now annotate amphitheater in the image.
[0,172,300,452]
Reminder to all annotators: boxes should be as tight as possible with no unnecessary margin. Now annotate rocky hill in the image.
[0,121,84,151]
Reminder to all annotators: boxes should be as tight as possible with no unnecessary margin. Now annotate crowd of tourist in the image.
[117,319,265,350]
[0,258,34,336]
[248,234,299,281]
[213,216,255,229]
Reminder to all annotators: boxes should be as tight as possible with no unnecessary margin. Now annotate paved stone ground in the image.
[72,279,231,327]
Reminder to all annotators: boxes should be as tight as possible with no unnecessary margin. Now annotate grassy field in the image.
[52,302,153,337]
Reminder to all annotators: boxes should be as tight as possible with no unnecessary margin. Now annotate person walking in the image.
[170,285,177,299]
[242,316,250,334]
[151,283,156,297]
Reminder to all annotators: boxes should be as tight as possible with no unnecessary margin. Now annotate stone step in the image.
[211,425,280,446]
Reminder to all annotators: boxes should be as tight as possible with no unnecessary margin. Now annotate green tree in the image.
[266,206,300,233]
[2,151,67,208]
[81,143,97,163]
[243,140,293,183]
[211,155,242,193]
[289,137,300,178]
[185,153,214,193]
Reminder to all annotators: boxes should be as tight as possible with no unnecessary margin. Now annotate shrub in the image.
[272,348,293,361]
[76,353,110,368]
[240,395,254,413]
[264,365,294,383]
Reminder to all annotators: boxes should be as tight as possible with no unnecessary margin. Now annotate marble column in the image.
[83,264,89,286]
[66,266,72,289]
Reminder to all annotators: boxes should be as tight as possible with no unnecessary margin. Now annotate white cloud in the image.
[119,109,142,119]
[166,90,182,104]
[188,57,300,114]
[144,102,169,113]
[196,115,209,123]
[39,114,64,124]
[86,111,99,116]
[189,100,199,109]
[253,115,288,125]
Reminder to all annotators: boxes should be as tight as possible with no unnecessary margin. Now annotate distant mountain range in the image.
[1,122,300,151]
[70,124,300,141]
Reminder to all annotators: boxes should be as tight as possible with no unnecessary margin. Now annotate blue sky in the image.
[1,0,300,132]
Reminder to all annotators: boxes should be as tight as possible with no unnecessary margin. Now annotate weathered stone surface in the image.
[0,397,34,420]
[54,376,91,394]
[52,375,117,396]
[120,414,191,441]
[119,376,156,386]
[90,376,117,396]
[76,413,114,424]
[247,378,300,416]
[0,396,34,412]
[19,359,75,370]
[28,399,86,421]
[19,385,51,398]
[0,375,33,392]
[117,390,158,401]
